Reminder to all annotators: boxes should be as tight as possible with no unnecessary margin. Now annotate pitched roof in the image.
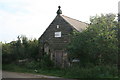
[61,15,88,32]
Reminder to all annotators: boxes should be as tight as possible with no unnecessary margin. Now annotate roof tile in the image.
[61,15,88,32]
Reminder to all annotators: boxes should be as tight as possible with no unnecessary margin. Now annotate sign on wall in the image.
[55,31,61,37]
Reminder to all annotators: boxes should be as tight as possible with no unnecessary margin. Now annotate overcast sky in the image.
[0,0,119,43]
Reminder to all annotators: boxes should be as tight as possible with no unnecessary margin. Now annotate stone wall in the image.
[39,15,76,67]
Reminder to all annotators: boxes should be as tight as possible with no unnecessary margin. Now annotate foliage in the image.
[40,53,54,69]
[64,65,118,78]
[3,63,118,78]
[2,13,119,78]
[2,35,39,64]
[24,53,54,70]
[2,35,54,69]
[25,60,41,69]
[67,14,118,66]
[2,42,17,64]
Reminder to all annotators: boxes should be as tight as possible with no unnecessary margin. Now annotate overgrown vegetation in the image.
[2,36,39,63]
[3,64,118,78]
[68,14,118,65]
[2,13,119,78]
[2,35,54,69]
[67,14,119,78]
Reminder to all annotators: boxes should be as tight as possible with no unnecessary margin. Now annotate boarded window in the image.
[44,43,49,54]
[55,31,61,37]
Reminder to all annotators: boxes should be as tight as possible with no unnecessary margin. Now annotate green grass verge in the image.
[2,64,65,77]
[2,64,119,78]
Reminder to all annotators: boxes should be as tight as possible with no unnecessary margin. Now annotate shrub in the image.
[24,54,54,70]
[64,65,118,78]
[25,61,41,69]
[2,53,17,64]
[91,65,118,78]
[40,53,54,69]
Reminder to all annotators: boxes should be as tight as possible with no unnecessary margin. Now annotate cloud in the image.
[0,0,119,43]
[0,0,57,42]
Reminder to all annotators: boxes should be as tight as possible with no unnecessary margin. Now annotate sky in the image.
[0,0,119,43]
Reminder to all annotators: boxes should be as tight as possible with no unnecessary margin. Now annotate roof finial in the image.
[57,6,62,15]
[58,6,61,9]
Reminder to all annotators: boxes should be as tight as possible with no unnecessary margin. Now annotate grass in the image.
[2,63,119,78]
[2,64,65,77]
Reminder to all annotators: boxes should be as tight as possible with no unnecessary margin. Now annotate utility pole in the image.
[118,1,120,76]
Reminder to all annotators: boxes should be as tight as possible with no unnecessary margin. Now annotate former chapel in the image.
[39,6,88,67]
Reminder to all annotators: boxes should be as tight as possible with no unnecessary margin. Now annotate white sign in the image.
[55,32,61,37]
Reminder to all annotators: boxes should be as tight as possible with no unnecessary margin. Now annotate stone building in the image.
[39,6,88,67]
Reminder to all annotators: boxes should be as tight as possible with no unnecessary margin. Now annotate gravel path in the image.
[2,71,60,78]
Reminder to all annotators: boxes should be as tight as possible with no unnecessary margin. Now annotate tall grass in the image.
[2,63,118,78]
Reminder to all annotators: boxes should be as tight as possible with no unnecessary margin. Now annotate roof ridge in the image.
[61,15,88,32]
[61,15,88,24]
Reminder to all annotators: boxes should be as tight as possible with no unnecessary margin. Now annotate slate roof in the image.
[61,15,88,32]
[40,6,88,41]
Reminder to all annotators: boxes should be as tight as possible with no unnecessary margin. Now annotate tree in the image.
[2,42,17,64]
[21,35,29,58]
[68,14,118,66]
[27,39,39,60]
[2,35,40,63]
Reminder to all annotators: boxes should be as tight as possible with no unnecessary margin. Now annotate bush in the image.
[25,61,41,69]
[64,65,118,78]
[3,63,118,78]
[64,66,91,78]
[90,65,118,78]
[24,54,54,70]
[40,53,54,69]
[2,53,17,64]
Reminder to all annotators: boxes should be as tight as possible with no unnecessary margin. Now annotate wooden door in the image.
[54,50,63,66]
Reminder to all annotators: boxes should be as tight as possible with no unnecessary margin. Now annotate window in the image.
[57,25,59,28]
[55,31,61,37]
